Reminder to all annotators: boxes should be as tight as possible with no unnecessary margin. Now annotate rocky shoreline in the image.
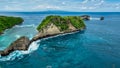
[0,16,23,35]
[0,15,87,56]
[31,28,85,42]
[0,36,30,56]
[0,29,85,56]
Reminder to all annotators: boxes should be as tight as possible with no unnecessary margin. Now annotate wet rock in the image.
[100,17,104,20]
[0,36,30,56]
[80,15,90,20]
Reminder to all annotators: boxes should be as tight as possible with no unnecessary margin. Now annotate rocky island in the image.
[0,15,86,56]
[32,15,86,41]
[0,16,23,34]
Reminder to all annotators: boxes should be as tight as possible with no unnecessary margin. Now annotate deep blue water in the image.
[0,12,120,68]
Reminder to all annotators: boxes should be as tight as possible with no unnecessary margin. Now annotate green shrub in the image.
[37,15,85,31]
[0,16,23,34]
[65,16,86,29]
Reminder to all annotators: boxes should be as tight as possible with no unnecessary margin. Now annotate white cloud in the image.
[80,6,96,10]
[82,0,89,4]
[62,2,66,5]
[91,0,96,2]
[4,5,23,11]
[81,6,87,9]
[115,3,120,9]
[95,0,104,6]
[116,7,119,9]
[88,7,96,9]
[34,5,60,10]
[46,6,60,9]
[0,0,119,12]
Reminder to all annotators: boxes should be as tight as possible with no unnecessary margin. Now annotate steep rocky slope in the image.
[32,15,86,41]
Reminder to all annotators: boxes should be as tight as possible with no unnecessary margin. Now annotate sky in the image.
[0,0,120,12]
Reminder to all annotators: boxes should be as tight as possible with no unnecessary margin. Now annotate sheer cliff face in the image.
[33,23,61,40]
[41,23,61,35]
[33,16,85,41]
[0,15,86,56]
[33,22,77,41]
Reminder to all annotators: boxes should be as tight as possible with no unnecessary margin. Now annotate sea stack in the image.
[100,17,104,20]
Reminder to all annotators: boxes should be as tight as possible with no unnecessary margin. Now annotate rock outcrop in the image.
[0,15,86,56]
[32,15,86,41]
[80,15,90,20]
[100,17,104,20]
[0,36,30,56]
[32,23,80,41]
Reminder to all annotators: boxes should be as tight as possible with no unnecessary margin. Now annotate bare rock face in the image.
[100,17,104,20]
[32,16,86,42]
[0,16,86,56]
[0,36,30,56]
[80,15,90,20]
[32,23,61,41]
[31,22,78,42]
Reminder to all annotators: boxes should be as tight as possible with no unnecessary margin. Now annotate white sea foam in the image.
[42,31,79,40]
[0,40,40,61]
[21,40,40,54]
[90,18,100,20]
[15,24,36,28]
[0,30,79,61]
[15,35,21,38]
[3,24,37,35]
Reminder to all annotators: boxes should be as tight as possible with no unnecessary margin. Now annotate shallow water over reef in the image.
[0,12,120,68]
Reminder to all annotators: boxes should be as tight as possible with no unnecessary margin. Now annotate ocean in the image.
[0,12,120,68]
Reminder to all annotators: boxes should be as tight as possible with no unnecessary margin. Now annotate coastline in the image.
[0,27,85,56]
[0,15,86,56]
[31,27,86,42]
[0,12,120,68]
[0,24,23,35]
[0,16,23,35]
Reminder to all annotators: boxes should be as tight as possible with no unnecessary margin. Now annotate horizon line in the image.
[0,11,120,13]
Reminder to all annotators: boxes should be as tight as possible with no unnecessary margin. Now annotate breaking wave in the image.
[0,30,80,61]
[90,17,100,20]
[14,24,36,28]
[0,40,40,61]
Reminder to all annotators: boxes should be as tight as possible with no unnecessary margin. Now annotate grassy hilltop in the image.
[37,15,85,31]
[0,16,23,34]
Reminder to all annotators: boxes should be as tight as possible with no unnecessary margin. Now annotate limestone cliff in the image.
[0,15,86,56]
[32,15,86,41]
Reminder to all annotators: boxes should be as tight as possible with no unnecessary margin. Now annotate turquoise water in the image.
[0,12,120,68]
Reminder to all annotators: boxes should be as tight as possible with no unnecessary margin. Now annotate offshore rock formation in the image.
[32,15,86,41]
[0,15,86,56]
[80,15,90,20]
[0,36,30,56]
[100,17,104,20]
